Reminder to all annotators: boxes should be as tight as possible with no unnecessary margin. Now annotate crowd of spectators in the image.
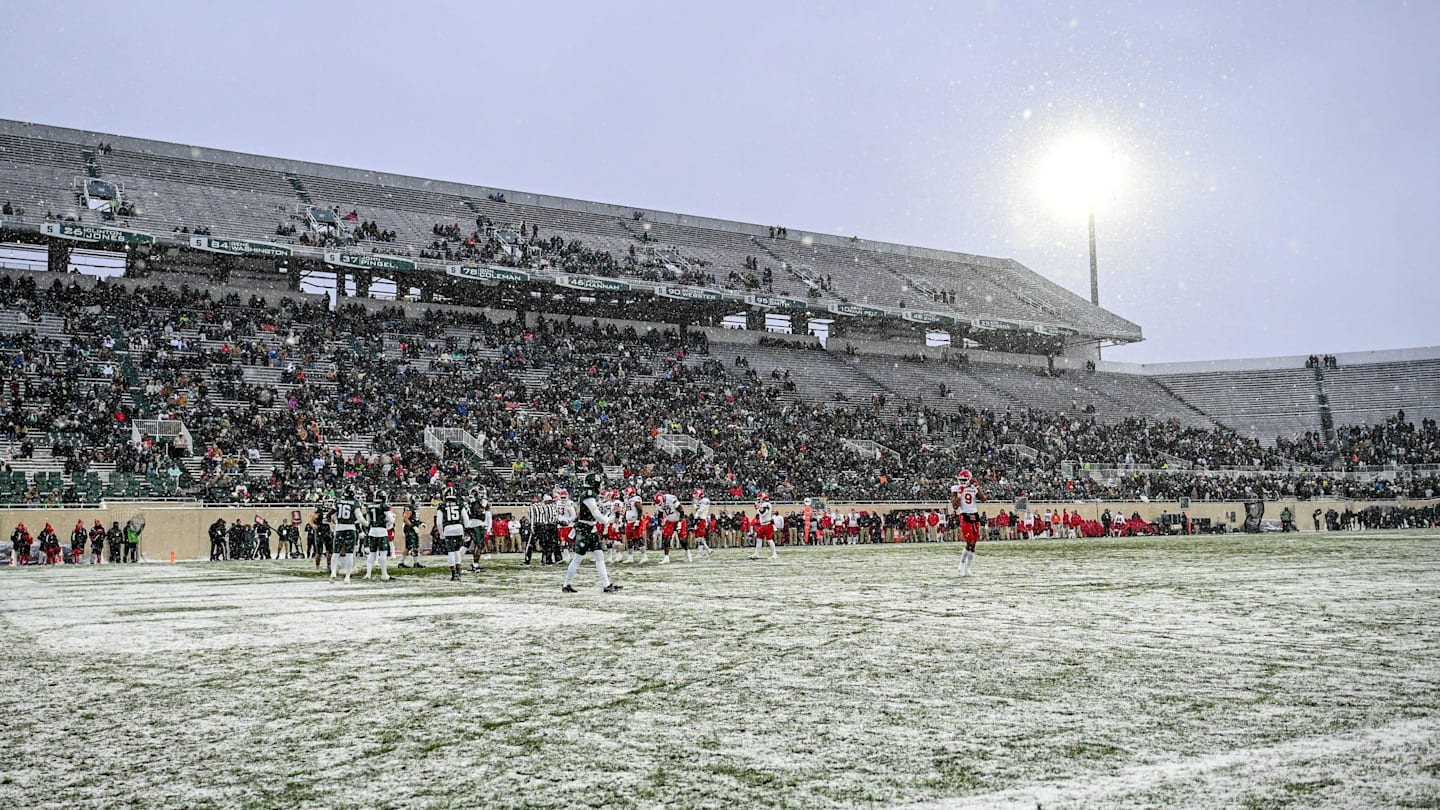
[418,215,718,287]
[0,272,1436,508]
[1278,413,1440,468]
[351,218,396,243]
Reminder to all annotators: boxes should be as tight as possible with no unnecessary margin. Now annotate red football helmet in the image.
[957,469,973,484]
[653,492,664,505]
[693,488,705,500]
[623,486,637,498]
[756,491,769,502]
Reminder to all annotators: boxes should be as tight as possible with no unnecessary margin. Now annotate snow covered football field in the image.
[3,532,1439,809]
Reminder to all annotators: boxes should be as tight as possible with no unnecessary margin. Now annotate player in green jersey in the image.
[562,472,623,594]
[362,489,395,581]
[331,485,361,582]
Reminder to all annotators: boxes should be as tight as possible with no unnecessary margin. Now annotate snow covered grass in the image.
[2,532,1439,809]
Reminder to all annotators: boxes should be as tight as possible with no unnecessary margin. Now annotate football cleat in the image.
[603,584,622,593]
[562,585,578,593]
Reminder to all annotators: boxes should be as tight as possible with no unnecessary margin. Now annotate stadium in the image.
[2,7,1438,807]
[0,118,1434,532]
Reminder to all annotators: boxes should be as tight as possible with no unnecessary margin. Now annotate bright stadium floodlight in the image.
[1036,134,1125,306]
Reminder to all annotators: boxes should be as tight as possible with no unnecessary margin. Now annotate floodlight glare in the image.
[1036,134,1124,217]
[1034,134,1126,309]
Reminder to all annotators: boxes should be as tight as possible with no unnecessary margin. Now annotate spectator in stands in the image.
[0,270,1432,509]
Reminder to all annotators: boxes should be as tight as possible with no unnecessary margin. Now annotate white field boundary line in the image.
[900,714,1440,810]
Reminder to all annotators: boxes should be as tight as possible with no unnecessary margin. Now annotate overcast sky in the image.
[2,0,1435,362]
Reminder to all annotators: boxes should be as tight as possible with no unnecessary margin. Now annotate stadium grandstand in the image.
[0,118,1437,509]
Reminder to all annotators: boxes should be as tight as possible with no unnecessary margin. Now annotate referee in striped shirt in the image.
[524,493,559,566]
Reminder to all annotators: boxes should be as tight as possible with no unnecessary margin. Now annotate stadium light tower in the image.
[1037,135,1124,306]
[1087,203,1099,305]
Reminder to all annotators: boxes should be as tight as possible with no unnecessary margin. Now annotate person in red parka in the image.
[11,522,33,565]
[38,523,61,564]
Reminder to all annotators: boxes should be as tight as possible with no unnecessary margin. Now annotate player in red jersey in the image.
[950,469,983,576]
[555,487,577,561]
[749,492,778,560]
[689,489,714,559]
[655,492,689,563]
[621,487,647,563]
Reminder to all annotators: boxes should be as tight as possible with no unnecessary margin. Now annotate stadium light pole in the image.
[1088,203,1099,306]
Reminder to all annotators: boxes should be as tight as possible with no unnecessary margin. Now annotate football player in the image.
[331,485,361,582]
[749,492,778,560]
[561,471,622,594]
[951,469,983,576]
[398,497,425,568]
[436,486,471,582]
[601,489,624,564]
[313,499,334,571]
[654,491,688,563]
[362,489,394,581]
[467,486,493,572]
[622,486,647,564]
[690,488,713,559]
[554,488,578,563]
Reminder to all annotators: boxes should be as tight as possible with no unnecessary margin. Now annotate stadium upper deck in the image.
[0,118,1141,347]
